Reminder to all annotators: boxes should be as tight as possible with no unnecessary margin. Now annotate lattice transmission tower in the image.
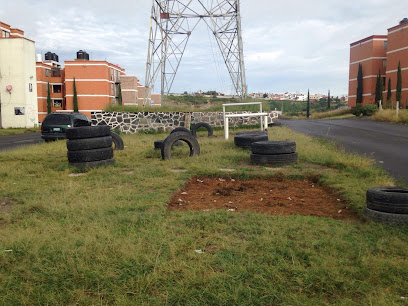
[144,0,247,106]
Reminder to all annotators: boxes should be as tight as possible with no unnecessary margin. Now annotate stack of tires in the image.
[234,131,268,149]
[66,126,115,169]
[364,187,408,225]
[250,141,298,166]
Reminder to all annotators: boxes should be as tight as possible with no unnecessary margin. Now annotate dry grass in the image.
[372,109,408,124]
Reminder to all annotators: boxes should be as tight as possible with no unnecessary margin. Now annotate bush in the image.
[351,105,362,116]
[351,104,378,117]
[361,104,378,116]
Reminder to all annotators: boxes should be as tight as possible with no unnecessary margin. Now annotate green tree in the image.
[375,69,383,107]
[73,78,79,112]
[387,78,392,102]
[327,90,331,109]
[46,82,52,114]
[396,61,402,104]
[356,63,363,104]
[118,83,123,105]
[306,89,310,118]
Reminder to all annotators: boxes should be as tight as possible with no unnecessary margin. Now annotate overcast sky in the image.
[1,0,406,96]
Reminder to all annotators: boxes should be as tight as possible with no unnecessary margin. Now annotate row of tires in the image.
[364,186,408,225]
[234,130,298,166]
[66,126,124,169]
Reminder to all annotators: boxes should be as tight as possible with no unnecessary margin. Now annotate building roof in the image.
[350,35,387,47]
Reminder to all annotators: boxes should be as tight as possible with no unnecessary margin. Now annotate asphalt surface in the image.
[0,132,44,152]
[281,118,408,184]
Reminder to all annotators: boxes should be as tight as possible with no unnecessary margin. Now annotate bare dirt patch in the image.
[0,197,13,214]
[168,176,360,221]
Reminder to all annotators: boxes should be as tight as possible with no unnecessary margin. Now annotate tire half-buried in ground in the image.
[67,136,112,151]
[250,152,298,166]
[171,127,191,134]
[191,122,213,137]
[161,132,200,160]
[68,147,114,163]
[110,131,124,150]
[251,141,296,155]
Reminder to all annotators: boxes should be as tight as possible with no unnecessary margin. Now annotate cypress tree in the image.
[327,90,331,109]
[396,61,402,103]
[306,89,310,118]
[47,82,52,114]
[118,83,123,105]
[387,78,392,102]
[356,63,363,104]
[73,78,79,113]
[375,69,382,106]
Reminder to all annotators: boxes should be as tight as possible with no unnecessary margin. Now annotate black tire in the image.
[191,122,213,137]
[66,126,111,140]
[364,207,408,225]
[110,131,124,150]
[67,136,112,151]
[250,152,298,166]
[161,132,200,160]
[154,140,164,150]
[70,158,115,169]
[268,122,282,127]
[171,127,191,134]
[366,186,408,214]
[236,130,267,136]
[234,133,268,148]
[251,141,296,155]
[68,147,113,163]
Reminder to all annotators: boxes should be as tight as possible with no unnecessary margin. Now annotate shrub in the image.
[350,105,362,116]
[361,104,378,116]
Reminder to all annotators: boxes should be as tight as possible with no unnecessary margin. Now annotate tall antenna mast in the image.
[144,0,247,106]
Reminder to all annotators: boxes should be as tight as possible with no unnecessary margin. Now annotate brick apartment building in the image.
[349,18,408,107]
[37,51,126,121]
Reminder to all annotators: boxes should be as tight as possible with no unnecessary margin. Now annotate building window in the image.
[383,77,386,87]
[111,68,114,81]
[53,100,63,108]
[52,85,62,93]
[111,84,114,96]
[29,83,33,92]
[14,107,25,115]
[383,41,388,50]
[45,69,50,77]
[383,59,387,69]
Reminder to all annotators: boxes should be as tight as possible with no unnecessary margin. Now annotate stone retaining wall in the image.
[91,111,281,134]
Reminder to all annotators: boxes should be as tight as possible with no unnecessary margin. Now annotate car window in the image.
[43,114,71,125]
[73,114,91,122]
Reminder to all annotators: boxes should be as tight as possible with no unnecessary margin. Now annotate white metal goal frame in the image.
[223,102,268,140]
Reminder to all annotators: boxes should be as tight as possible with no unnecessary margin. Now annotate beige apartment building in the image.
[0,21,38,128]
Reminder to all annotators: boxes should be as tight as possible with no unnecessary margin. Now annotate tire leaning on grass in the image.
[234,133,268,149]
[235,130,267,136]
[191,122,213,137]
[161,132,200,160]
[66,125,111,140]
[364,207,408,225]
[366,186,408,214]
[110,131,124,150]
[251,141,296,155]
[171,127,191,134]
[154,140,164,150]
[68,147,114,163]
[250,152,298,166]
[67,136,112,151]
[69,158,115,170]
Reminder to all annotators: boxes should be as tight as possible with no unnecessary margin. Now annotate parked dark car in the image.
[41,113,91,142]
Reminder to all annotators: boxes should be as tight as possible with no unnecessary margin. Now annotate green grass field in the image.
[0,127,407,305]
[0,127,40,136]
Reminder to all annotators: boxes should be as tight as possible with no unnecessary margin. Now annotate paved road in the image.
[0,132,44,152]
[281,118,408,184]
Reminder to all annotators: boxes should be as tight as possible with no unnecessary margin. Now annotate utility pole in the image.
[144,0,247,106]
[307,89,310,118]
